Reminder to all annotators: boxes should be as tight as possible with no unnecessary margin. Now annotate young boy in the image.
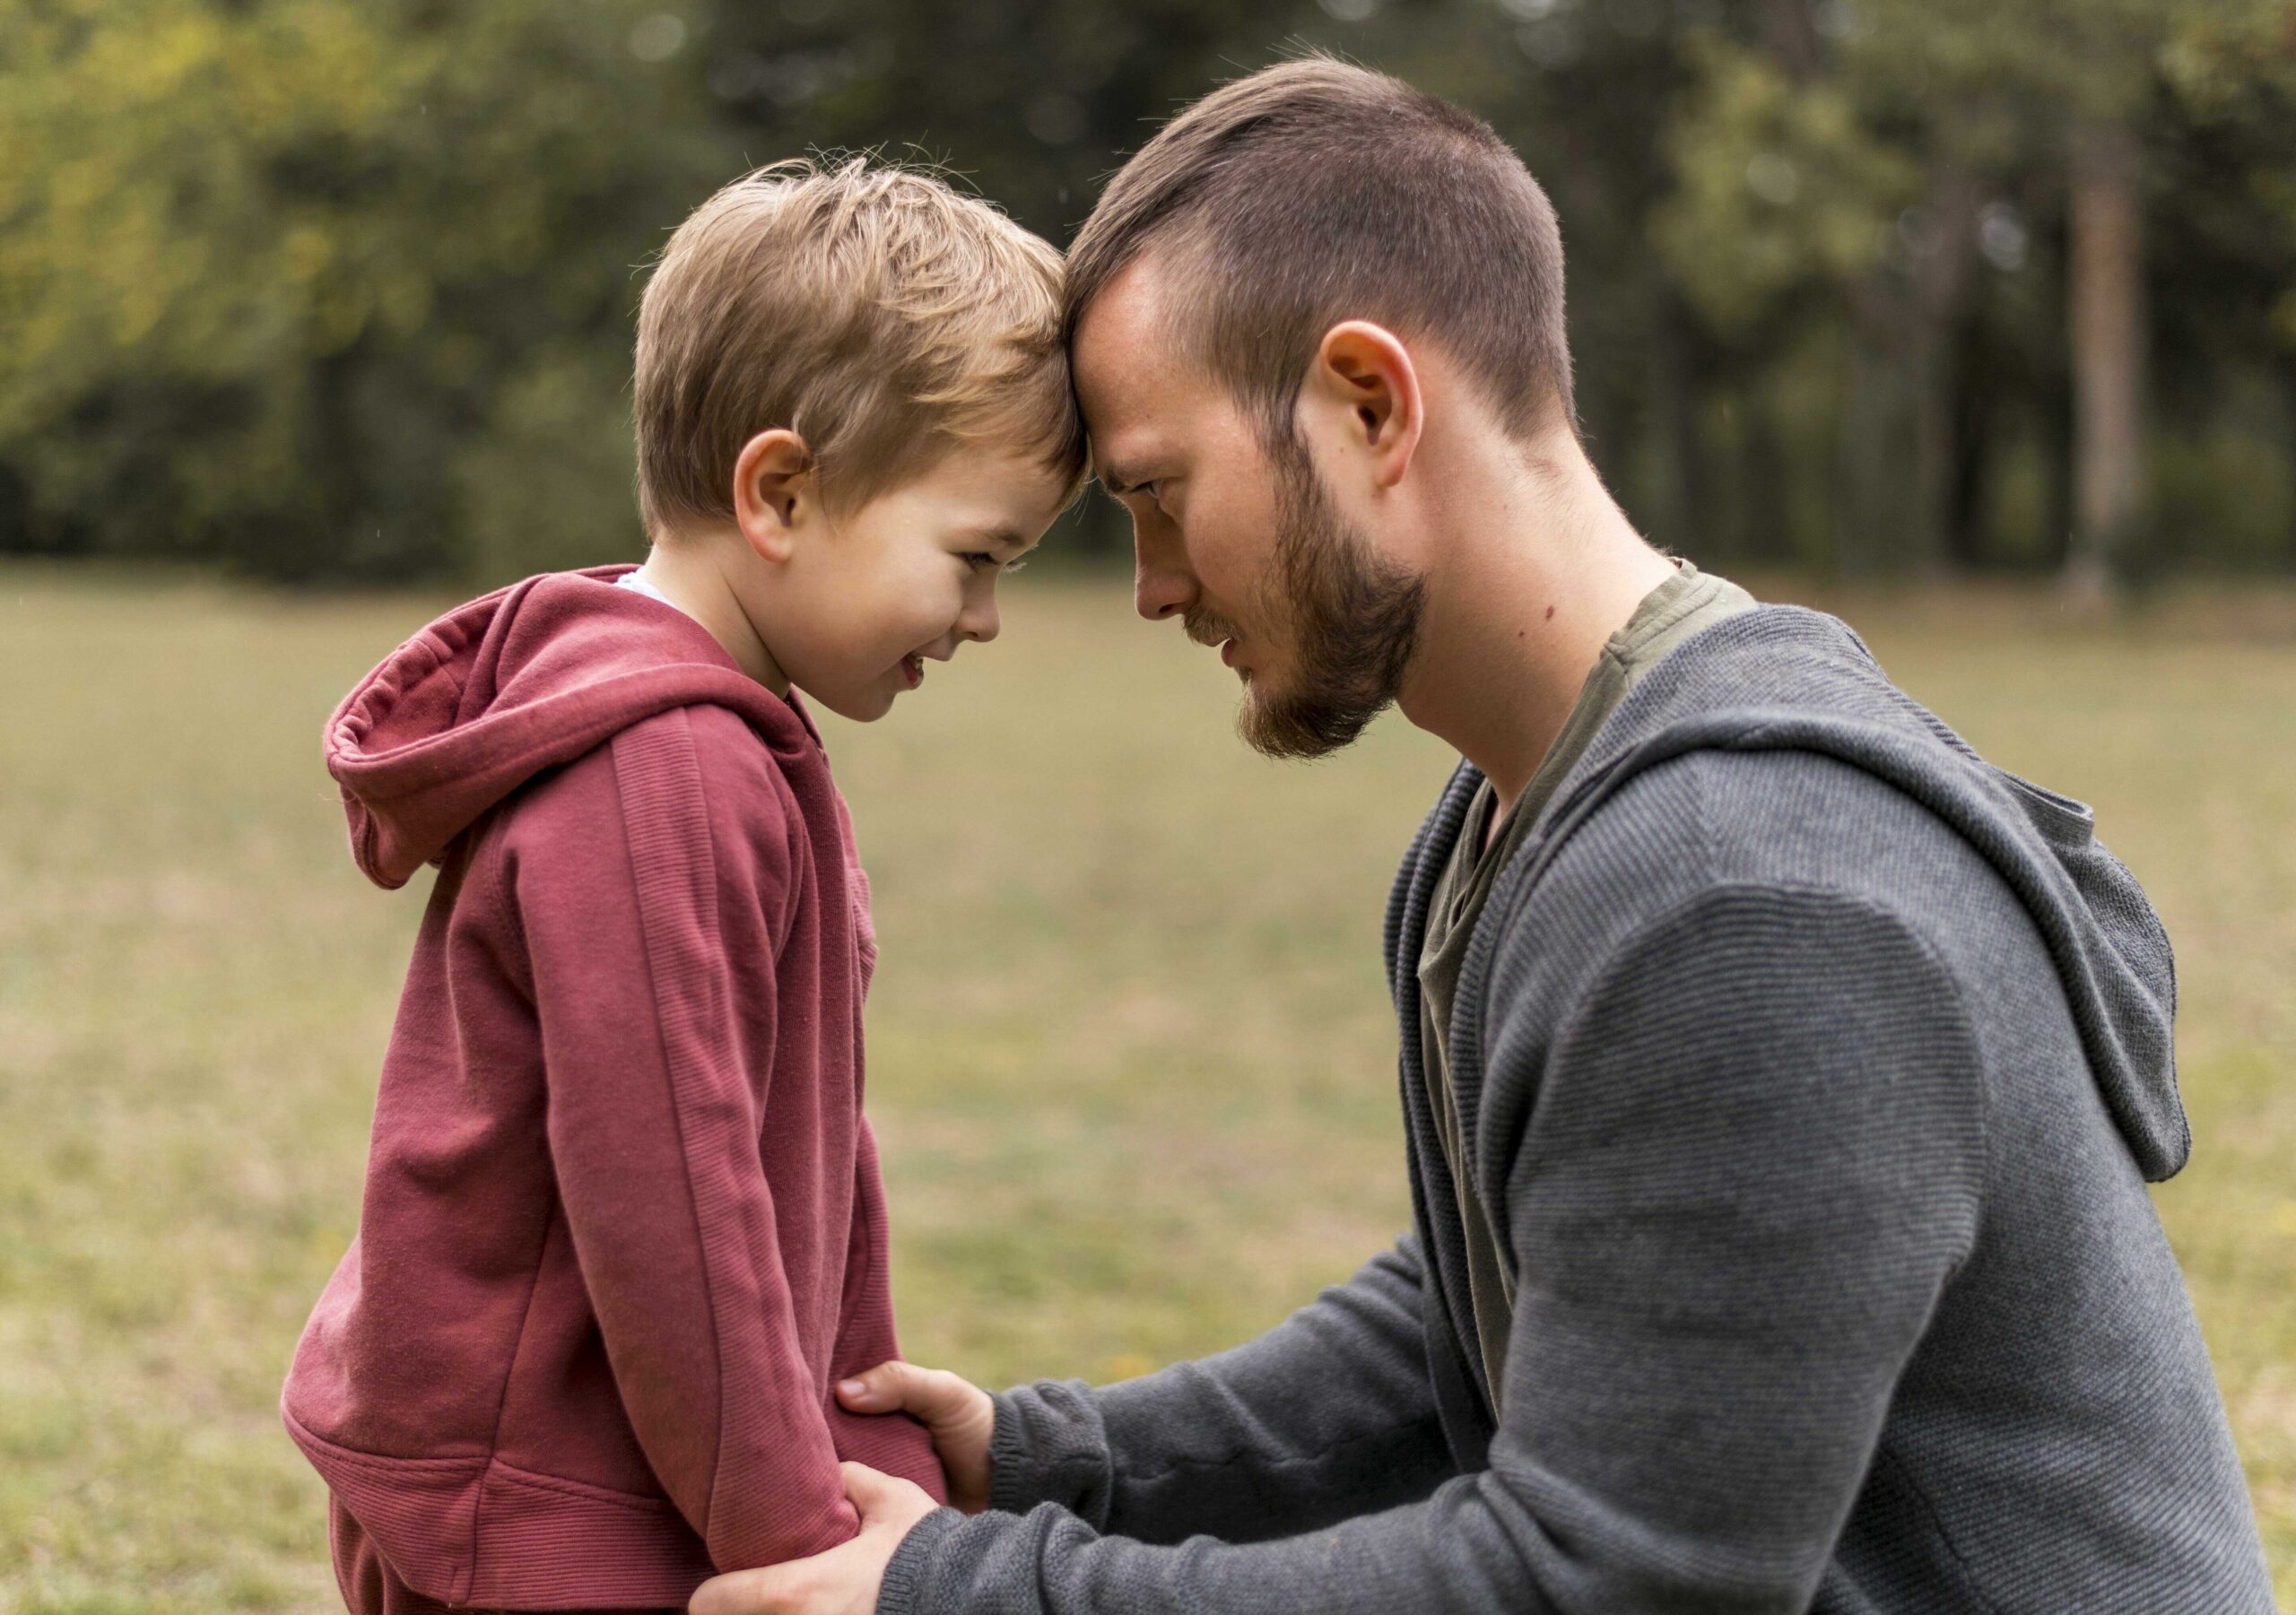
[282,159,1083,1614]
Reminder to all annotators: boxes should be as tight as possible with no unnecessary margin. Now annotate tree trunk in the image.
[2278,360,2296,572]
[1946,343,1992,571]
[1837,277,1909,577]
[1908,169,1979,577]
[1646,289,1708,556]
[1741,389,1797,567]
[2062,122,2148,603]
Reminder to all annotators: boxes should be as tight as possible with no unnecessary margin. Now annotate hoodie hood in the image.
[1518,604,2188,1181]
[326,566,815,890]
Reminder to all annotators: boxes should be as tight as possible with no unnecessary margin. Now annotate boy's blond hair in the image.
[634,158,1084,535]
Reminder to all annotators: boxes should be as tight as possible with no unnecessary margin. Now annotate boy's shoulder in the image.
[490,698,812,873]
[463,700,821,955]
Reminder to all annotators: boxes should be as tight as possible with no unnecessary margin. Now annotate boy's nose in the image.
[958,599,1000,645]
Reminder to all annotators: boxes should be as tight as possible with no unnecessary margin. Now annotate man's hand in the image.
[835,1359,996,1514]
[689,1463,938,1615]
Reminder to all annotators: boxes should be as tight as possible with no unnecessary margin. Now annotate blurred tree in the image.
[1648,0,2296,586]
[0,0,726,580]
[2152,0,2296,572]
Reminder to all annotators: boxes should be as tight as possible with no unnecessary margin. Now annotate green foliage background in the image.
[3,0,2294,583]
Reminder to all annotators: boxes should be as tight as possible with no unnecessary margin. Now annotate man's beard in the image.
[1187,446,1426,761]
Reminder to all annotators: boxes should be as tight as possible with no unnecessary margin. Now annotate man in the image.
[696,57,2272,1614]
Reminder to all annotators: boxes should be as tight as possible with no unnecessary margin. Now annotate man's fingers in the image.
[836,1359,966,1420]
[689,1563,788,1615]
[839,1459,894,1511]
[840,1459,939,1524]
[834,1359,916,1412]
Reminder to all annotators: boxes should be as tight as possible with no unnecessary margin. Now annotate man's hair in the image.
[635,158,1085,535]
[1064,56,1575,448]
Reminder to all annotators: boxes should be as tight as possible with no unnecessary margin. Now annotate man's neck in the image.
[632,532,791,694]
[1395,435,1677,821]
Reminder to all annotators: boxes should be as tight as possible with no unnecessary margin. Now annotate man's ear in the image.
[1304,321,1422,491]
[732,429,813,562]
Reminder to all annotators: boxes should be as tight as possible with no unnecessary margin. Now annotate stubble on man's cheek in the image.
[1238,467,1423,761]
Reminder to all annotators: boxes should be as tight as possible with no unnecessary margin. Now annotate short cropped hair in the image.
[635,158,1084,535]
[1064,56,1575,448]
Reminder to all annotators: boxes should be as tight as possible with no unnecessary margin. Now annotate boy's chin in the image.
[803,680,900,725]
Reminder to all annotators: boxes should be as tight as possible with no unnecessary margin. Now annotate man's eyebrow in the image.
[1092,455,1148,497]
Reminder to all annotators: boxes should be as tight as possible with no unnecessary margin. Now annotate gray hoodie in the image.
[882,606,2272,1613]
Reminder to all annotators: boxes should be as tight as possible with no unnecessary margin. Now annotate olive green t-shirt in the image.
[1416,560,1756,1411]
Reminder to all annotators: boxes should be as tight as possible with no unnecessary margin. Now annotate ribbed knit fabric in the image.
[327,1495,679,1614]
[882,605,2271,1614]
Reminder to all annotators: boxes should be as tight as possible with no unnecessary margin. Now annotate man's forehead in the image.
[1077,254,1175,346]
[1073,260,1196,476]
[1073,260,1187,393]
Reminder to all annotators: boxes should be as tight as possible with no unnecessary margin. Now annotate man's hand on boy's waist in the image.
[835,1359,996,1514]
[691,1461,938,1615]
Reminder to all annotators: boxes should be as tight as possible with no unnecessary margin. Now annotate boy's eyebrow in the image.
[953,523,1033,554]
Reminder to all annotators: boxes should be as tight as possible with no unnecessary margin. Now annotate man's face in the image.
[1072,261,1424,759]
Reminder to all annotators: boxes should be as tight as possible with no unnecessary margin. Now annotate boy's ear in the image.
[732,429,813,562]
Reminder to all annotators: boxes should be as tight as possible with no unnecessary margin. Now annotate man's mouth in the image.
[900,653,925,690]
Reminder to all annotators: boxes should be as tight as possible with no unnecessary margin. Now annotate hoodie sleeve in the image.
[877,885,1989,1615]
[983,1235,1454,1544]
[499,708,859,1570]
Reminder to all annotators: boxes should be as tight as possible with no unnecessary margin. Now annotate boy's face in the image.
[749,445,1070,723]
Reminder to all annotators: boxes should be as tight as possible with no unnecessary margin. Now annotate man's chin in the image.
[1238,681,1381,762]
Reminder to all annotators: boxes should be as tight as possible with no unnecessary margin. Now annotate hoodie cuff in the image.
[875,1506,963,1615]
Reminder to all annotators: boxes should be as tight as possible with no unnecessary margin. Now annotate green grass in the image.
[2,565,2291,1611]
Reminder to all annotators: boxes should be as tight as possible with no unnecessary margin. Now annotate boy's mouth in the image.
[900,653,925,690]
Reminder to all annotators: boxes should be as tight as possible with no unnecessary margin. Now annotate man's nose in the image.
[1132,525,1194,622]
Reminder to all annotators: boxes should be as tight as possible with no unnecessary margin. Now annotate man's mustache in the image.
[1182,606,1242,649]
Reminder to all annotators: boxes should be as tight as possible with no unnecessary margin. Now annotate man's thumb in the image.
[839,1460,900,1517]
[835,1359,917,1413]
[689,1564,784,1615]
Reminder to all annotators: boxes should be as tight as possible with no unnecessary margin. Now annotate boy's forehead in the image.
[944,455,1070,548]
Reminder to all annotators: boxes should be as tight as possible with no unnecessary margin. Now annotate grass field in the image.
[2,564,2291,1611]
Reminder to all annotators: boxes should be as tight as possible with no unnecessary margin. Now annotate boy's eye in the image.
[961,552,998,572]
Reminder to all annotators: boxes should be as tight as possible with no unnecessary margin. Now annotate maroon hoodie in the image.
[282,567,943,1611]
